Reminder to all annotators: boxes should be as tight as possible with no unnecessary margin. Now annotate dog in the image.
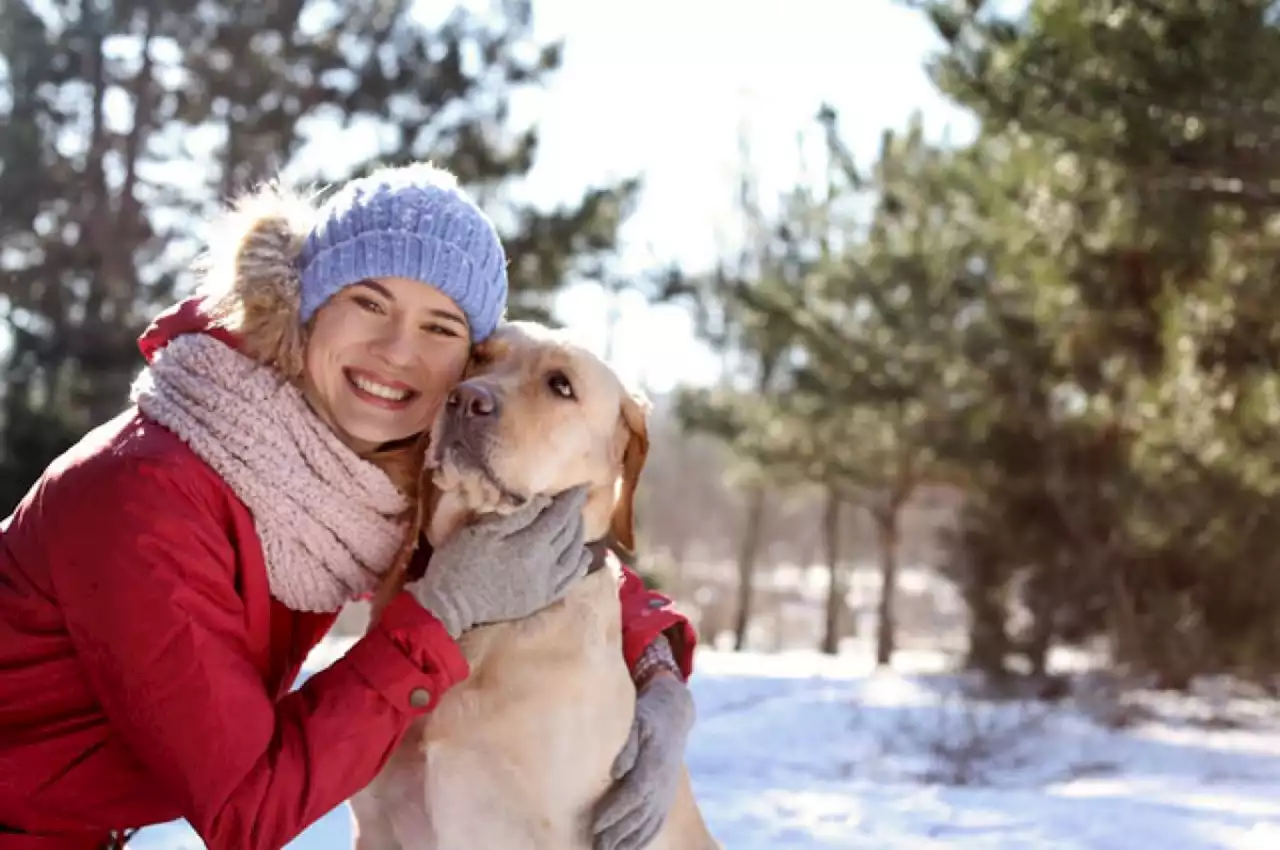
[350,320,719,850]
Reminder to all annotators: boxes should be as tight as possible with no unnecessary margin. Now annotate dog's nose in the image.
[447,383,499,418]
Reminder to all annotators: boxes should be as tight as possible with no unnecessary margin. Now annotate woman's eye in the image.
[423,322,460,338]
[546,371,574,399]
[353,295,384,314]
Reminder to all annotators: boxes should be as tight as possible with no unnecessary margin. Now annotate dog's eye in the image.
[546,371,575,400]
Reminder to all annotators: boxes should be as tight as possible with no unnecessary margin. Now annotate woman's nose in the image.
[369,321,419,366]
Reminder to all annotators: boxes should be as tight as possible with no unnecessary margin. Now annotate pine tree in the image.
[916,0,1280,684]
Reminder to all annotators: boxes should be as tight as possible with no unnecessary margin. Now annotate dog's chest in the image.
[414,570,636,848]
[429,569,625,728]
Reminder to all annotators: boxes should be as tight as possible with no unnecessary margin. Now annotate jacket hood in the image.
[137,182,320,380]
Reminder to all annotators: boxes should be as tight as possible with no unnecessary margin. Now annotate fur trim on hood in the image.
[139,182,322,380]
[194,181,321,382]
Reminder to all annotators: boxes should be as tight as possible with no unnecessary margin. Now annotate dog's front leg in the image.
[350,787,405,850]
[351,725,435,850]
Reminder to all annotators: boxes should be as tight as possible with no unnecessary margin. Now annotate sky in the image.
[516,0,978,395]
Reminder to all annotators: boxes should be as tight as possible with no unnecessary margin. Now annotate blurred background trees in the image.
[8,0,1280,693]
[662,0,1280,689]
[0,0,636,509]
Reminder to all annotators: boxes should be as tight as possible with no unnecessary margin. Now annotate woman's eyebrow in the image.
[428,309,468,329]
[357,280,468,329]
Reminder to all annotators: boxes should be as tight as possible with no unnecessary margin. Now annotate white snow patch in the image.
[130,640,1280,849]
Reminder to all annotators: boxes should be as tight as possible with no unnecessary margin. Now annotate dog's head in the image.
[426,320,650,550]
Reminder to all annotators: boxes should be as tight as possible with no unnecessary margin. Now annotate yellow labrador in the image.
[351,321,719,850]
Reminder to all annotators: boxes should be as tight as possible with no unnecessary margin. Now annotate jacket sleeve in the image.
[616,563,698,680]
[49,455,468,850]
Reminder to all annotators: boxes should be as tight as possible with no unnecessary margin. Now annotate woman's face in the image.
[302,276,472,454]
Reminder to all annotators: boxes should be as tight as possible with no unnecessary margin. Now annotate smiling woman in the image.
[0,161,698,850]
[303,277,473,453]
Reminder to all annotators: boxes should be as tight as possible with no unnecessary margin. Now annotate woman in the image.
[0,163,697,850]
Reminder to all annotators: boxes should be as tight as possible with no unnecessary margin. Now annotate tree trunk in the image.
[732,484,767,651]
[874,507,900,667]
[965,577,1013,680]
[731,348,782,653]
[1023,562,1057,678]
[820,486,844,655]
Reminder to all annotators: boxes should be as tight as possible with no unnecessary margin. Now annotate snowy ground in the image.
[132,640,1280,849]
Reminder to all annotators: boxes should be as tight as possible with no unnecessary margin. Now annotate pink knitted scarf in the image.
[131,334,411,612]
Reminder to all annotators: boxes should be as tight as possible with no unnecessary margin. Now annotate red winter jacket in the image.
[0,298,697,850]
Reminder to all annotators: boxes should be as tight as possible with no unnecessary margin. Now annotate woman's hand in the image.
[409,485,592,638]
[591,672,696,850]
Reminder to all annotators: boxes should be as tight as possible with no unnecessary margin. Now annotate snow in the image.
[131,641,1280,849]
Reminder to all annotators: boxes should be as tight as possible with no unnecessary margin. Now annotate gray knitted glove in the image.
[591,674,696,850]
[410,484,591,638]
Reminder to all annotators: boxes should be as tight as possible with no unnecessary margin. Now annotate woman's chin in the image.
[335,414,428,454]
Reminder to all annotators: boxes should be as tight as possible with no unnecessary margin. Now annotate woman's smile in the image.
[344,367,419,409]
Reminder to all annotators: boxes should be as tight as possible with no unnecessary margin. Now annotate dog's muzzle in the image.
[433,380,526,505]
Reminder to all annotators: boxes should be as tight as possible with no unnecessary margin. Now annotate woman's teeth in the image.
[351,374,410,401]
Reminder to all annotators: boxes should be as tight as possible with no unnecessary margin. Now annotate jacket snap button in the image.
[408,687,432,709]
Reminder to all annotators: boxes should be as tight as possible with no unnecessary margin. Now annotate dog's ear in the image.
[609,390,651,556]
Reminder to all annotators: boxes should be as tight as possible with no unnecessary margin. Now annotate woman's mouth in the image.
[344,368,419,410]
